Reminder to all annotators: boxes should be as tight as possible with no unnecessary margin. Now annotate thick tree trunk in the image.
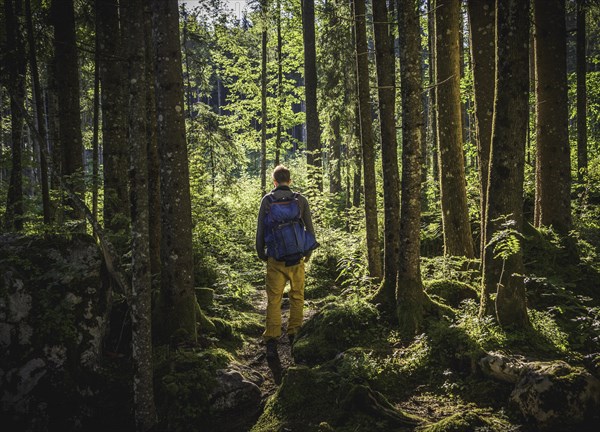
[51,0,85,226]
[151,0,197,343]
[576,0,587,183]
[123,0,157,429]
[4,0,25,231]
[533,0,571,235]
[302,0,323,191]
[353,0,382,280]
[481,0,530,329]
[261,1,268,194]
[434,0,474,258]
[97,0,130,234]
[396,0,427,337]
[467,0,495,257]
[25,0,51,225]
[372,0,400,307]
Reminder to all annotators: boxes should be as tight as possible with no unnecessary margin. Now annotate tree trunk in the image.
[25,0,51,225]
[97,0,130,235]
[396,0,427,337]
[353,0,382,279]
[329,115,342,194]
[275,0,283,167]
[144,2,161,280]
[428,0,439,186]
[576,0,587,183]
[302,0,322,191]
[481,0,530,329]
[4,0,25,231]
[372,0,400,307]
[434,0,474,258]
[92,21,100,226]
[151,0,197,343]
[51,0,85,227]
[533,0,571,235]
[261,0,268,194]
[467,0,495,257]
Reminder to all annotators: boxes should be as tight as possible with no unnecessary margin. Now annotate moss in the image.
[154,347,233,432]
[293,300,381,365]
[417,408,512,432]
[424,279,479,308]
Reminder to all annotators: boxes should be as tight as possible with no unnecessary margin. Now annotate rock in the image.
[195,287,215,308]
[481,352,600,430]
[511,361,600,430]
[424,279,479,308]
[0,234,109,430]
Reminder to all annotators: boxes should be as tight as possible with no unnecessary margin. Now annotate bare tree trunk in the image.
[275,0,283,167]
[467,0,495,258]
[428,0,439,186]
[353,0,382,280]
[97,0,130,235]
[51,0,85,227]
[533,0,571,234]
[151,0,197,343]
[92,19,100,226]
[261,0,268,194]
[434,0,474,258]
[302,0,323,191]
[396,0,427,337]
[372,0,400,307]
[576,0,587,183]
[25,0,51,225]
[481,0,530,329]
[4,0,25,231]
[123,0,157,428]
[329,115,342,194]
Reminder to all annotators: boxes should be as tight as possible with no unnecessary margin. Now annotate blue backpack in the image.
[264,192,318,263]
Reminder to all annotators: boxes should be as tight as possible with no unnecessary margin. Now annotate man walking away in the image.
[256,165,318,359]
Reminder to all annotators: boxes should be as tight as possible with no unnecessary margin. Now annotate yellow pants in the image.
[263,257,305,340]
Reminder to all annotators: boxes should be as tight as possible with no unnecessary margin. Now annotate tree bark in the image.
[533,0,571,235]
[329,115,342,194]
[481,0,530,329]
[396,0,427,337]
[467,0,495,257]
[275,0,283,167]
[372,0,400,307]
[4,0,25,231]
[261,0,268,194]
[97,0,130,235]
[25,0,51,225]
[353,0,382,280]
[151,0,197,343]
[434,0,474,258]
[428,0,439,186]
[51,0,85,226]
[302,0,323,191]
[92,17,100,226]
[576,0,587,183]
[123,0,157,428]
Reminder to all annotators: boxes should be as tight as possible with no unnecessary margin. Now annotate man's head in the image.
[273,165,291,186]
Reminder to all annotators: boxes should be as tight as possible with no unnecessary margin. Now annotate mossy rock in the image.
[417,407,512,432]
[424,279,479,308]
[293,300,381,366]
[195,287,215,308]
[251,366,421,432]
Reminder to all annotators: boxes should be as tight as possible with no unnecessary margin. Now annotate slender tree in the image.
[434,0,474,258]
[25,0,51,224]
[97,0,130,235]
[428,0,439,185]
[4,0,25,231]
[533,0,571,234]
[275,0,283,167]
[396,0,428,336]
[51,0,85,226]
[123,0,157,428]
[353,0,382,279]
[302,0,323,191]
[260,0,268,194]
[372,0,400,306]
[481,0,530,329]
[467,0,495,256]
[577,0,588,183]
[151,0,197,342]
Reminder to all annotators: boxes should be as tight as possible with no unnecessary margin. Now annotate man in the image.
[256,165,316,359]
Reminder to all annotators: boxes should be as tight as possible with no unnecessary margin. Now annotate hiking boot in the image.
[288,334,295,346]
[266,339,278,359]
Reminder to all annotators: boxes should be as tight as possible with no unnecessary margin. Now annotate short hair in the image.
[273,165,291,184]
